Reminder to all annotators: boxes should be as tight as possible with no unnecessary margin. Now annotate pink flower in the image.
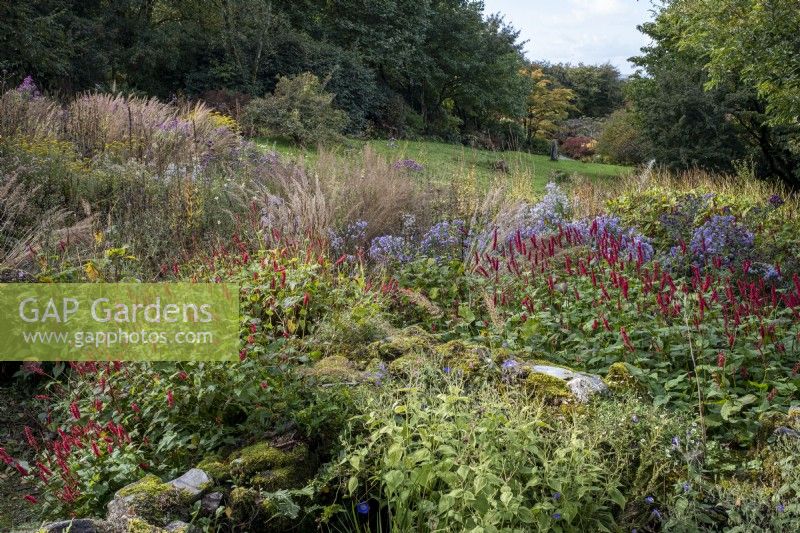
[167,390,175,408]
[24,494,37,504]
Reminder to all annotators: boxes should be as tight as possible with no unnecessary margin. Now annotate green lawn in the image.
[256,138,633,193]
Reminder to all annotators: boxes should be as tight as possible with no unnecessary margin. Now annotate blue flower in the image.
[769,195,785,208]
[502,359,519,370]
[671,436,680,448]
[651,508,662,520]
[369,235,413,264]
[356,501,369,515]
[689,215,754,266]
[682,482,691,493]
[552,512,561,520]
[644,496,655,504]
[552,492,561,501]
[777,503,785,513]
[443,366,452,374]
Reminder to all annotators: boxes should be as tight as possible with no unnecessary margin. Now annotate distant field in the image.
[256,138,633,193]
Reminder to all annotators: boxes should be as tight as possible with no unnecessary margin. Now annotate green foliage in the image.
[596,108,652,165]
[537,62,625,118]
[319,366,687,532]
[629,1,799,184]
[243,73,348,146]
[675,0,800,129]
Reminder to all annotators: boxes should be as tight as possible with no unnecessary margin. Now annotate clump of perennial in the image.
[689,215,755,265]
[393,159,424,172]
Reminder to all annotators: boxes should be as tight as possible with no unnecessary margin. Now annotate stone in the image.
[529,365,609,403]
[42,519,105,533]
[200,492,224,515]
[106,474,191,528]
[164,521,190,532]
[167,468,211,500]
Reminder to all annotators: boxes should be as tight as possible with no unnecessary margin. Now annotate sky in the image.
[482,0,657,75]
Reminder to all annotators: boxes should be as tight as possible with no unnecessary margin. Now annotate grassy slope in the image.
[257,138,633,193]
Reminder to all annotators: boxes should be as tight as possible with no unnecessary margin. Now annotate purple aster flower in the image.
[552,492,561,501]
[689,215,754,266]
[443,366,451,374]
[671,436,680,448]
[502,359,519,370]
[393,159,424,172]
[16,75,41,98]
[777,503,785,513]
[552,513,561,520]
[769,195,785,208]
[651,508,662,520]
[682,482,691,493]
[644,496,655,505]
[369,235,413,264]
[356,501,369,515]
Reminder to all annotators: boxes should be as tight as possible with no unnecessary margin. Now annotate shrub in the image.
[242,73,348,146]
[596,109,652,165]
[560,136,596,160]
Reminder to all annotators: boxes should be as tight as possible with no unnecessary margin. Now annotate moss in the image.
[434,340,490,375]
[113,475,187,526]
[303,356,362,384]
[196,456,230,482]
[127,518,160,533]
[525,372,573,403]
[605,362,640,392]
[229,442,309,481]
[250,466,303,491]
[387,353,427,377]
[117,475,172,499]
[367,326,432,361]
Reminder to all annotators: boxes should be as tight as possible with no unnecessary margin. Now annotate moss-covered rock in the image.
[107,474,194,528]
[525,372,573,403]
[302,355,363,384]
[229,442,307,477]
[434,340,491,375]
[387,353,428,377]
[126,518,162,533]
[605,362,642,393]
[196,456,230,482]
[227,442,312,492]
[366,326,432,361]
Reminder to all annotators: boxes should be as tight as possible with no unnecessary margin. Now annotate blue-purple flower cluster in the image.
[393,159,424,172]
[420,219,465,257]
[368,235,413,264]
[659,193,715,242]
[16,75,41,99]
[330,220,368,255]
[688,215,755,265]
[514,182,570,239]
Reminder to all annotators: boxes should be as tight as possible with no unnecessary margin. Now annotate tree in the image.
[537,62,625,118]
[675,0,800,128]
[521,68,575,142]
[596,108,652,165]
[242,72,348,146]
[628,2,799,184]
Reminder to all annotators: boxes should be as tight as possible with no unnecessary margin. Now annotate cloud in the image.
[483,0,655,74]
